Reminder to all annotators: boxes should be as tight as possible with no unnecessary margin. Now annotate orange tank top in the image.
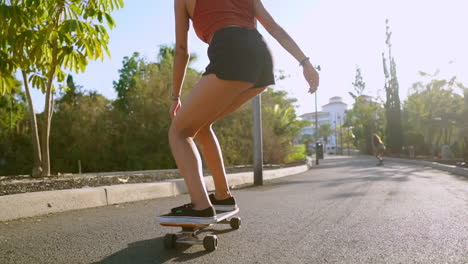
[192,0,256,43]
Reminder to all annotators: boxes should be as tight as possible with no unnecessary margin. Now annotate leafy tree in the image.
[0,80,26,134]
[158,44,198,65]
[113,52,142,112]
[300,134,315,155]
[349,66,366,99]
[382,19,404,154]
[403,72,464,157]
[52,85,112,173]
[0,0,123,176]
[345,68,385,154]
[0,79,31,176]
[261,89,309,164]
[345,97,385,154]
[318,123,333,147]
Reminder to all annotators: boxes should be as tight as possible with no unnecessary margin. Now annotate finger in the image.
[308,87,316,94]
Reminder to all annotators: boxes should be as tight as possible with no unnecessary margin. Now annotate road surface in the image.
[1,156,467,263]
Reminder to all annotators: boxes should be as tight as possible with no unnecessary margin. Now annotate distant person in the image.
[159,0,319,224]
[372,134,386,166]
[463,137,468,162]
[408,145,415,159]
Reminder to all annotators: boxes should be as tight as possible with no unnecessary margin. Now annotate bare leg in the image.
[169,74,253,210]
[195,87,267,200]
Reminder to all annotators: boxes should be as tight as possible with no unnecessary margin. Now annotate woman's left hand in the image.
[303,62,319,94]
[169,99,181,120]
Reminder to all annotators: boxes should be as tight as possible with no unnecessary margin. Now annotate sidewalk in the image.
[385,157,468,178]
[0,165,309,222]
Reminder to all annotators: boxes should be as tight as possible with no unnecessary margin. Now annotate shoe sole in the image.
[213,204,238,211]
[156,215,217,225]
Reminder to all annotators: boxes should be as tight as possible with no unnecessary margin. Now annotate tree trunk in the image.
[22,70,42,177]
[40,91,52,176]
[41,66,57,176]
[40,43,59,177]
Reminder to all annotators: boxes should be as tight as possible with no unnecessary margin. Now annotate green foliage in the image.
[349,66,366,99]
[346,99,385,154]
[1,43,308,174]
[285,144,306,163]
[215,88,308,166]
[345,68,385,156]
[1,0,124,89]
[383,20,404,154]
[0,79,31,176]
[402,72,464,156]
[0,80,26,134]
[300,134,315,155]
[112,52,142,111]
[261,89,310,165]
[0,0,123,176]
[51,88,112,172]
[318,123,332,145]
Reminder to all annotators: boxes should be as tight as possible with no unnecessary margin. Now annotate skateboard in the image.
[157,208,241,251]
[377,159,384,166]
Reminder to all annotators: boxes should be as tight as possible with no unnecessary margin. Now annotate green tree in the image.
[300,134,315,155]
[0,80,26,134]
[0,79,31,176]
[318,123,333,147]
[107,46,200,171]
[349,66,366,100]
[383,19,404,154]
[345,68,385,154]
[345,97,384,154]
[403,72,464,157]
[0,0,123,176]
[261,90,310,164]
[113,52,142,112]
[52,85,112,173]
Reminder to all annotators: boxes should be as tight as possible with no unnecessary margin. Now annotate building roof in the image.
[300,111,329,118]
[321,96,347,108]
[322,101,347,107]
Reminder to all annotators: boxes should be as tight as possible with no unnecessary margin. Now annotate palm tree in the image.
[318,123,333,147]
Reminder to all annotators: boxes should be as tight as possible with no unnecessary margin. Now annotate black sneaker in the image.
[156,203,217,225]
[209,193,238,211]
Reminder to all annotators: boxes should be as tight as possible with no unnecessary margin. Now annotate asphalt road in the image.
[1,156,467,264]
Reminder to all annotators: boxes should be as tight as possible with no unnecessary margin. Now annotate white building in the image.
[300,96,348,154]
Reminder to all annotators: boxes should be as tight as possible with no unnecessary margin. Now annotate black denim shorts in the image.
[203,26,275,88]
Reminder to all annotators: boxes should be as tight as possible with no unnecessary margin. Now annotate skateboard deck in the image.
[157,208,241,251]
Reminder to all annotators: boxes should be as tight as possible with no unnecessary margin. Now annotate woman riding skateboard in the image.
[159,0,319,224]
[372,134,386,166]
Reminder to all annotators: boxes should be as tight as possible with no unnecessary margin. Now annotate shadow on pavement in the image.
[94,228,235,264]
[327,191,367,199]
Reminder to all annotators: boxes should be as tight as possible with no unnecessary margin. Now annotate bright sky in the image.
[31,0,468,115]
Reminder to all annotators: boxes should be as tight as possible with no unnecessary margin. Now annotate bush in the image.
[285,144,306,163]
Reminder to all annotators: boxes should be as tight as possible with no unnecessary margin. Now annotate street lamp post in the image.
[253,95,263,185]
[315,91,319,165]
[334,113,338,155]
[339,115,343,155]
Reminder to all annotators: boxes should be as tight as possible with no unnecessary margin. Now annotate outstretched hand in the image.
[169,99,181,120]
[303,62,320,94]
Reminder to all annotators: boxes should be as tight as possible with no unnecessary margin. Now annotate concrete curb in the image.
[0,165,308,222]
[0,188,107,222]
[386,157,468,178]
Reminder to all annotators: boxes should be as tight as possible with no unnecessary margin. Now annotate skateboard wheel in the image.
[230,217,241,230]
[203,235,218,252]
[164,234,177,249]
